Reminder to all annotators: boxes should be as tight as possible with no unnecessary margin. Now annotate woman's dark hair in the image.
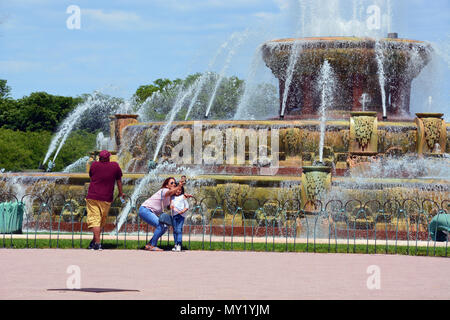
[161,177,175,189]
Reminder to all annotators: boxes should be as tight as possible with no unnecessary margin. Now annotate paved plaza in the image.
[0,249,449,300]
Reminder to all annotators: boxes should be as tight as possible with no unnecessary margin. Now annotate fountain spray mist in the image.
[185,33,238,120]
[153,80,199,162]
[43,92,111,166]
[204,30,249,119]
[233,45,266,120]
[62,156,89,173]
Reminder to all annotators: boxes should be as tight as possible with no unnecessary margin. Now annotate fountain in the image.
[0,1,448,245]
[261,36,432,120]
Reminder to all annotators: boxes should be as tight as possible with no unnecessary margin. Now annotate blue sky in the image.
[0,0,449,108]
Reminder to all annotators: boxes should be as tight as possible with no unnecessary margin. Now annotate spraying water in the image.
[62,156,89,173]
[375,41,387,119]
[204,30,249,119]
[280,40,303,118]
[184,72,210,120]
[96,132,113,151]
[43,92,110,165]
[234,45,267,120]
[135,91,165,123]
[184,33,240,120]
[317,60,336,163]
[153,80,199,162]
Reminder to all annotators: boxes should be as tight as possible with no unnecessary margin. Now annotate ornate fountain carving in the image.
[354,116,374,149]
[415,113,446,155]
[423,118,442,149]
[349,111,378,153]
[304,173,327,201]
[301,166,332,208]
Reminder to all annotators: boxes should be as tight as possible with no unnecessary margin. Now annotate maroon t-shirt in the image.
[86,161,123,202]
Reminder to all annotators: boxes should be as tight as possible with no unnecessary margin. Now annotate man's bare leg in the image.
[90,227,101,244]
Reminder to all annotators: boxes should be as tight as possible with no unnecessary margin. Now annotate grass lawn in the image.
[1,236,448,257]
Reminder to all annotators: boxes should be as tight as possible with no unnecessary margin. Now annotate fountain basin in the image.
[262,37,432,119]
[117,118,449,175]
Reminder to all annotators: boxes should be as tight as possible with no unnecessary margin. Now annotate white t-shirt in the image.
[171,195,189,218]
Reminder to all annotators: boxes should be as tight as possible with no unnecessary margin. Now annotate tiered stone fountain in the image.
[1,35,448,235]
[112,36,447,209]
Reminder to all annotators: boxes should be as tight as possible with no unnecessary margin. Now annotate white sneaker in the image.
[175,244,182,252]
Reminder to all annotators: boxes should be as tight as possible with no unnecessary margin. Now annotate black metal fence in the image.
[1,192,449,257]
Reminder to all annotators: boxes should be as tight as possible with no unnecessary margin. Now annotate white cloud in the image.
[0,60,41,73]
[153,0,271,11]
[274,0,290,10]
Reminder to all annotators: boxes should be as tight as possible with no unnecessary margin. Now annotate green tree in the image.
[0,91,82,132]
[0,128,96,171]
[0,79,11,99]
[134,78,178,104]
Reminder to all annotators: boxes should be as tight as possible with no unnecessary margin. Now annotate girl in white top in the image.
[170,185,189,252]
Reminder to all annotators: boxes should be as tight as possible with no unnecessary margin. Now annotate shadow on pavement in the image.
[47,288,140,293]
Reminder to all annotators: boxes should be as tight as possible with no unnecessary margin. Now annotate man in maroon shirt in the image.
[86,150,124,250]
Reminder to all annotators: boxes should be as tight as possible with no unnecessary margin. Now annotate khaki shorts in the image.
[86,199,111,228]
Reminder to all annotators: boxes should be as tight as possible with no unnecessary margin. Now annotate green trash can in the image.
[429,214,450,242]
[0,202,25,234]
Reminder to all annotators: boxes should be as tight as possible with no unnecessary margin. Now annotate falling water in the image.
[386,0,392,33]
[204,30,249,119]
[292,0,390,38]
[185,33,239,120]
[233,45,266,120]
[135,91,165,123]
[43,92,109,165]
[184,73,209,120]
[96,132,113,150]
[317,60,336,163]
[62,156,89,173]
[280,40,303,118]
[153,80,199,161]
[116,97,137,115]
[375,41,387,119]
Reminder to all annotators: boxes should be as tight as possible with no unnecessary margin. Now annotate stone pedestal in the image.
[415,113,446,155]
[111,114,139,149]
